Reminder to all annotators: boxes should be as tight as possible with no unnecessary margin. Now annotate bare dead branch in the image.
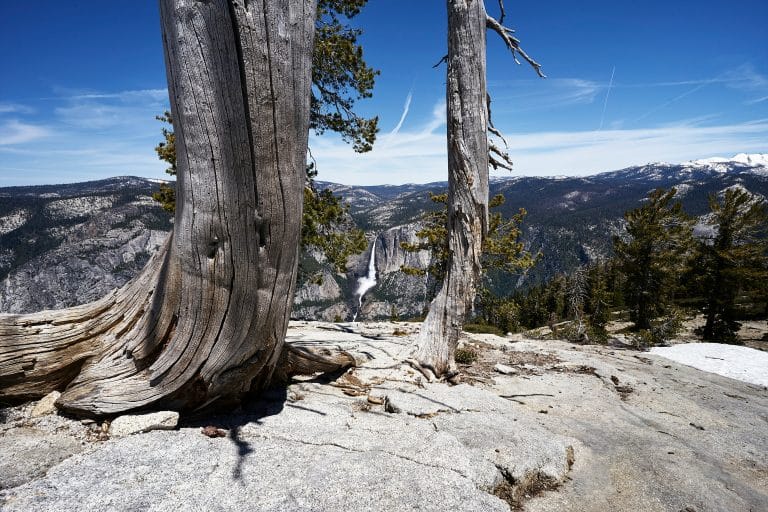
[489,141,512,160]
[488,124,504,140]
[486,15,546,78]
[489,154,514,171]
[484,12,543,172]
[433,54,448,68]
[486,93,509,147]
[497,0,507,24]
[486,93,514,171]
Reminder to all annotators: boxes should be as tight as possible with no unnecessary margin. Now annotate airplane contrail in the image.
[599,66,616,131]
[389,90,413,137]
[634,83,707,123]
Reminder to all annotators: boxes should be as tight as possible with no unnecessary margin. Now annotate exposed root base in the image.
[272,344,357,384]
[405,358,460,384]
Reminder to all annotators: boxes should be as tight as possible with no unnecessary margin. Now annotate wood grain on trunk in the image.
[0,0,317,415]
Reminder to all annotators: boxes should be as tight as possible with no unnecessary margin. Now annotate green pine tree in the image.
[585,262,612,334]
[400,192,450,302]
[698,188,768,343]
[301,167,368,273]
[614,188,694,331]
[311,0,379,153]
[400,193,538,328]
[151,111,176,213]
[544,274,567,324]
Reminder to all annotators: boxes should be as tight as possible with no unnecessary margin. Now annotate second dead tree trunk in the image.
[414,0,543,378]
[413,0,489,378]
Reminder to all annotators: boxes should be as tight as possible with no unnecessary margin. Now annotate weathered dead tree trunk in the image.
[413,0,543,379]
[413,0,489,378]
[0,0,354,416]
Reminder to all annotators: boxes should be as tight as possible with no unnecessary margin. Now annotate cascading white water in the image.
[352,238,377,322]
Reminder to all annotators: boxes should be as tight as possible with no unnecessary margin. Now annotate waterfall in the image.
[352,238,377,322]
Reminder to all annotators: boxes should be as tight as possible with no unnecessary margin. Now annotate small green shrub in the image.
[586,325,609,344]
[631,311,683,348]
[454,347,478,365]
[559,321,609,344]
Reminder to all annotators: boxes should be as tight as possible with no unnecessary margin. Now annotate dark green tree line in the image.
[513,187,767,346]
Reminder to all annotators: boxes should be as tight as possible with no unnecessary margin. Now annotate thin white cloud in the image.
[310,99,446,184]
[633,83,709,123]
[613,65,768,92]
[500,121,768,176]
[656,113,722,128]
[630,64,768,113]
[723,64,768,91]
[622,78,739,88]
[490,78,602,112]
[0,103,34,115]
[309,98,768,184]
[47,88,168,102]
[0,87,170,185]
[425,99,447,133]
[487,65,768,120]
[53,88,169,130]
[0,120,50,145]
[0,139,167,186]
[598,66,616,131]
[626,65,766,124]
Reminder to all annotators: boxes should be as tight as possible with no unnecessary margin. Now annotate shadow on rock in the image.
[179,386,289,481]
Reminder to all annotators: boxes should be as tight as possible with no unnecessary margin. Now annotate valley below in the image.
[1,154,767,321]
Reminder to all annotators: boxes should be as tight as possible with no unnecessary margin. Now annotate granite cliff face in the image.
[291,224,432,321]
[2,154,767,319]
[0,227,167,313]
[357,224,431,320]
[0,177,434,320]
[0,178,172,314]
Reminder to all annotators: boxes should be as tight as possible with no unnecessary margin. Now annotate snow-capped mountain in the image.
[689,153,768,168]
[601,153,768,182]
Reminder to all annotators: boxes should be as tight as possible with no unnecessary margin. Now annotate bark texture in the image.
[0,0,318,415]
[414,0,489,377]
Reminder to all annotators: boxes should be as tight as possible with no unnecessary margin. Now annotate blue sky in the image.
[1,0,766,186]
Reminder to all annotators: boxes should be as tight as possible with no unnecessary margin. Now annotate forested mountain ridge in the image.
[1,154,766,318]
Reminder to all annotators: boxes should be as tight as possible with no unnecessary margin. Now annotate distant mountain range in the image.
[320,153,768,300]
[1,154,766,319]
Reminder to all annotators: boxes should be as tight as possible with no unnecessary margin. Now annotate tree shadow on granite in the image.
[178,386,288,482]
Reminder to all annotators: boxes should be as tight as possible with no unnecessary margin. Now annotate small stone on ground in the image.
[109,411,180,437]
